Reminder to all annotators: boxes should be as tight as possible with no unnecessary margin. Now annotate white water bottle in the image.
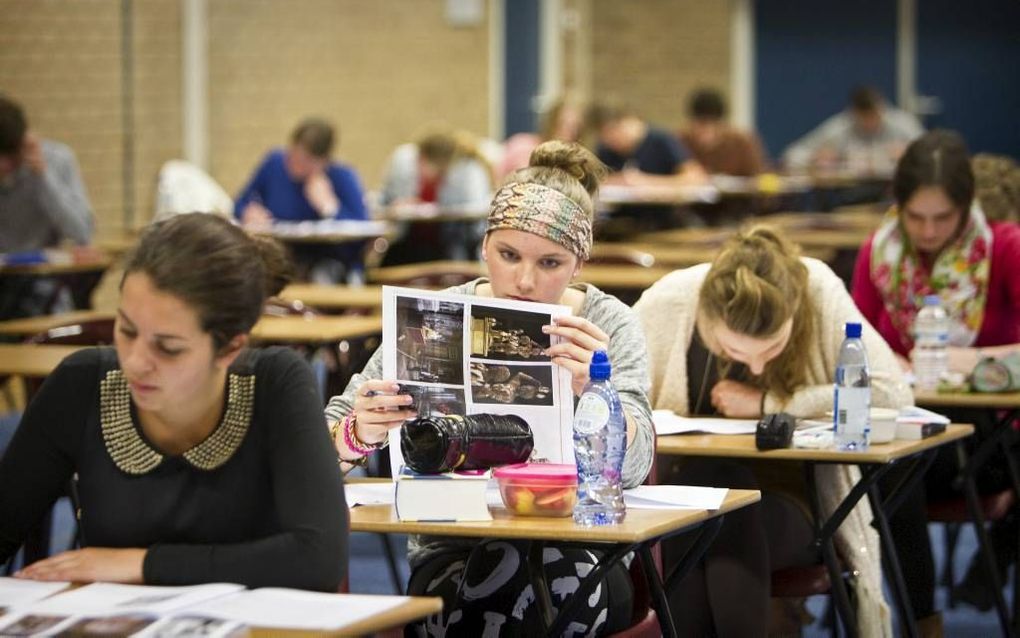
[834,322,871,451]
[912,295,950,392]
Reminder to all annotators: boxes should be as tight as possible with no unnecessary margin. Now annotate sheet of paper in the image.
[346,481,396,507]
[623,485,729,510]
[0,577,70,610]
[653,410,758,436]
[897,406,950,424]
[23,582,243,616]
[381,286,576,472]
[185,589,409,631]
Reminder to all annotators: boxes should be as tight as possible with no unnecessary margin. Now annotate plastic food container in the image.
[493,463,578,517]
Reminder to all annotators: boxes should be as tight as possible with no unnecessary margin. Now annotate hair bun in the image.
[250,233,294,298]
[529,141,606,198]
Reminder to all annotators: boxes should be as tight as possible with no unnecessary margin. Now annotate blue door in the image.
[916,0,1020,157]
[504,0,541,137]
[754,0,898,161]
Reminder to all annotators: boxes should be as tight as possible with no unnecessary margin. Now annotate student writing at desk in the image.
[587,99,707,231]
[326,142,655,636]
[0,94,95,318]
[782,85,924,176]
[234,117,368,282]
[852,130,1020,617]
[0,214,348,591]
[634,227,911,636]
[379,127,493,263]
[679,88,767,177]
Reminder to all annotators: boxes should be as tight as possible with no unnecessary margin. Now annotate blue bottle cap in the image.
[845,322,862,338]
[589,350,612,380]
[923,294,941,306]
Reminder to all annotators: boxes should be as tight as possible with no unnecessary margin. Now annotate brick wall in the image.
[590,0,732,132]
[207,0,491,198]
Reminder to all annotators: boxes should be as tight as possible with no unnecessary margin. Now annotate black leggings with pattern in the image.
[405,540,634,637]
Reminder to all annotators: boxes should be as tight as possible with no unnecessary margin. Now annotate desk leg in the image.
[655,516,726,638]
[805,462,858,638]
[867,484,919,638]
[958,439,1015,637]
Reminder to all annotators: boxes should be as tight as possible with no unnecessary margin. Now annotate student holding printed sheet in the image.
[325,142,654,636]
[0,214,348,592]
[633,227,911,636]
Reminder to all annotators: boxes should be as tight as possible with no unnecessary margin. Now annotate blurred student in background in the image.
[679,88,766,177]
[498,95,584,179]
[783,85,924,175]
[0,94,95,318]
[234,117,368,282]
[379,127,493,263]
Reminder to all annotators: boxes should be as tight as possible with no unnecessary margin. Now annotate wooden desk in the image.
[277,284,384,312]
[260,220,393,245]
[593,242,836,268]
[351,490,760,637]
[0,254,114,276]
[657,424,974,637]
[0,311,114,338]
[373,203,489,223]
[249,596,443,637]
[350,490,760,543]
[599,183,721,207]
[914,390,1020,410]
[0,344,85,377]
[249,315,382,345]
[0,312,382,345]
[657,424,973,463]
[636,226,871,251]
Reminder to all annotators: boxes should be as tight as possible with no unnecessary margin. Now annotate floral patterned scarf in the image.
[870,203,993,349]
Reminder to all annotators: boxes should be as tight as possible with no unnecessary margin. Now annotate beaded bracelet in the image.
[343,413,384,456]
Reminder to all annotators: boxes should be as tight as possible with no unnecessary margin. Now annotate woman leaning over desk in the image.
[852,129,1020,621]
[0,213,348,591]
[633,227,911,637]
[325,141,655,636]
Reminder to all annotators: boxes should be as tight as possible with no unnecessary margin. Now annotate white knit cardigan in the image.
[634,258,914,638]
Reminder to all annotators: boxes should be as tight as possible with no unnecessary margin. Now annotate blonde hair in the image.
[698,225,816,399]
[502,140,606,227]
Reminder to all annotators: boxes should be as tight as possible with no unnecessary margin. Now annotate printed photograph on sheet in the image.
[397,383,467,419]
[469,306,551,361]
[470,362,554,406]
[146,615,244,638]
[382,286,576,470]
[0,614,70,636]
[394,296,465,385]
[61,613,157,636]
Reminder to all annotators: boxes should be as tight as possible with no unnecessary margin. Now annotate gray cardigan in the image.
[325,278,655,567]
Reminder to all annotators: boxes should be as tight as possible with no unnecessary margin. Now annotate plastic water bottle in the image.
[572,350,627,525]
[834,322,871,451]
[912,295,950,392]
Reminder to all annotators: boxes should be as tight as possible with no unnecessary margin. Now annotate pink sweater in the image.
[852,221,1020,357]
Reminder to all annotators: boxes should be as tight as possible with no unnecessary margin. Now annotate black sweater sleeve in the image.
[143,349,349,591]
[0,349,97,563]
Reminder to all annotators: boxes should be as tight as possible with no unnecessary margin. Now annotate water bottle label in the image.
[574,393,610,435]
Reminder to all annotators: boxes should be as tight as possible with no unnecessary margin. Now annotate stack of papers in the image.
[0,581,412,636]
[653,410,758,436]
[623,485,729,510]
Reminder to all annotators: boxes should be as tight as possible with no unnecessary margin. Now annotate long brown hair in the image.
[698,225,817,399]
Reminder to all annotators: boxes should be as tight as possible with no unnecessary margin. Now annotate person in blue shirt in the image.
[234,118,368,281]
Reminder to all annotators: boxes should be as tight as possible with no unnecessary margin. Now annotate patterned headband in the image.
[486,182,592,260]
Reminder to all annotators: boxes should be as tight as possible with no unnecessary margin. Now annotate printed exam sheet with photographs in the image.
[382,286,575,472]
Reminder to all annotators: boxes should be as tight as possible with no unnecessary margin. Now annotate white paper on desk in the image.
[185,589,409,630]
[653,410,758,436]
[382,286,576,473]
[346,481,396,507]
[0,577,69,609]
[22,582,243,616]
[624,485,729,510]
[898,406,950,424]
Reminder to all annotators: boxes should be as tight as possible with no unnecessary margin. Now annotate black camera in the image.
[755,412,796,450]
